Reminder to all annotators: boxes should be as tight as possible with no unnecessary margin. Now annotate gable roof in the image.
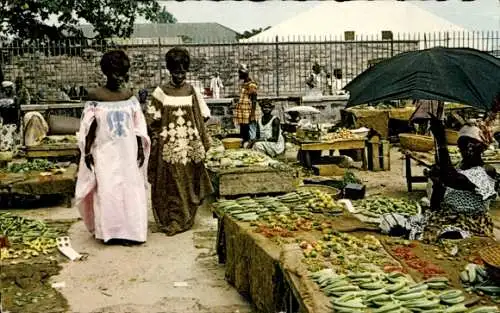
[80,23,239,43]
[244,1,468,42]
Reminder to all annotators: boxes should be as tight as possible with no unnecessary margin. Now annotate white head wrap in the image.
[459,125,484,143]
[2,81,14,88]
[238,64,249,73]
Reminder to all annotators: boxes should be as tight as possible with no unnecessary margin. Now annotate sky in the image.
[46,0,499,33]
[154,0,499,33]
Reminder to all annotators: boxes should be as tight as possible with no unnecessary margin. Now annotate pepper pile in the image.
[392,245,446,279]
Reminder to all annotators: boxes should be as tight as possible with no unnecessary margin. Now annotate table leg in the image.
[65,194,72,208]
[361,148,368,171]
[405,154,413,192]
[216,217,226,264]
[304,151,313,169]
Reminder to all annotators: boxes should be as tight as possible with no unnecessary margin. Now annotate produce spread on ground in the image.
[213,182,500,313]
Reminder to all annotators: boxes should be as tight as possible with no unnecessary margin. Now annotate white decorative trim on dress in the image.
[152,87,192,107]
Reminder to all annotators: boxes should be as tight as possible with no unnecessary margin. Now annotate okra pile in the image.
[0,212,62,259]
[214,189,343,222]
[310,269,499,313]
[355,197,421,218]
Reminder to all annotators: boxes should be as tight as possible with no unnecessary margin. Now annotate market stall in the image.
[205,142,298,197]
[342,103,471,140]
[402,146,500,192]
[292,129,368,170]
[0,160,77,207]
[212,190,500,313]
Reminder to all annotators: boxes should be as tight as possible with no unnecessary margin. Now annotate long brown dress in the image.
[146,82,213,236]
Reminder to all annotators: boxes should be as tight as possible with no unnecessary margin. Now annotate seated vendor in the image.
[425,116,497,241]
[248,99,285,157]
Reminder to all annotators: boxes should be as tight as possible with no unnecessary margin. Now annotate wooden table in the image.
[0,164,78,207]
[296,138,367,169]
[403,149,500,192]
[24,143,79,159]
[403,150,434,192]
[209,165,298,198]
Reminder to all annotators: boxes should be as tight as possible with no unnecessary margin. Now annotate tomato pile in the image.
[392,245,446,279]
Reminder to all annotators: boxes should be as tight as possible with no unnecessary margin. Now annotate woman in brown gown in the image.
[146,47,213,236]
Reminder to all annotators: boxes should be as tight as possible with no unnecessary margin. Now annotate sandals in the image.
[56,237,84,261]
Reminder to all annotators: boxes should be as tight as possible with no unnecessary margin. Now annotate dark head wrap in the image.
[165,47,190,72]
[100,50,130,76]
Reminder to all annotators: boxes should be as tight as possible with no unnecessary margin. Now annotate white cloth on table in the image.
[74,97,151,243]
[23,112,49,146]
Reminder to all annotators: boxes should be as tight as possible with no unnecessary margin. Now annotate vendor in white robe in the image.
[210,72,224,99]
[248,99,285,157]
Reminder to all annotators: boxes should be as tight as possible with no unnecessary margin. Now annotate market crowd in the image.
[3,48,498,246]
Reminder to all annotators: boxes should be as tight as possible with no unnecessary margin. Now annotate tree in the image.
[236,26,271,40]
[0,0,163,40]
[152,7,177,24]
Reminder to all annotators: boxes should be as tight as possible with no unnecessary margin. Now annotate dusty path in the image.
[10,204,253,313]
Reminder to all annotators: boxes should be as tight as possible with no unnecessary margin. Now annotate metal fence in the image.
[0,31,498,101]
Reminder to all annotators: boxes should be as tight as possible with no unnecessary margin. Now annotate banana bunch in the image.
[309,269,500,313]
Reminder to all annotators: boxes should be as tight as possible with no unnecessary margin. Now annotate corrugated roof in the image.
[80,23,239,43]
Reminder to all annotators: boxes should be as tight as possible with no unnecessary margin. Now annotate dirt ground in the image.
[1,147,499,313]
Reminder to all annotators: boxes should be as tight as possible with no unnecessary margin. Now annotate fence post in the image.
[275,35,280,97]
[158,37,162,85]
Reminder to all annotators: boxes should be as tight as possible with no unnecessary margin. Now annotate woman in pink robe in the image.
[75,50,151,245]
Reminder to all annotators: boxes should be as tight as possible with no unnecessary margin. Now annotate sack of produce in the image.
[48,115,80,135]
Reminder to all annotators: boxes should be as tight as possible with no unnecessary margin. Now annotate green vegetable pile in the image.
[5,159,59,173]
[354,197,421,218]
[214,189,343,222]
[40,135,78,144]
[460,263,500,304]
[0,212,63,259]
[343,170,361,186]
[310,269,500,313]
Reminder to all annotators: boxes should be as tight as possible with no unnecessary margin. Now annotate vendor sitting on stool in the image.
[425,115,497,241]
[248,99,285,157]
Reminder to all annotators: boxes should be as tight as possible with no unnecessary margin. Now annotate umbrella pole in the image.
[434,101,445,165]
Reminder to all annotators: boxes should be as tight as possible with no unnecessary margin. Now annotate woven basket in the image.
[479,244,500,280]
[399,133,434,152]
[445,129,459,145]
[222,138,242,150]
[298,184,341,200]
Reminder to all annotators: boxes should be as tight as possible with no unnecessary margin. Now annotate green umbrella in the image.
[344,47,500,111]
